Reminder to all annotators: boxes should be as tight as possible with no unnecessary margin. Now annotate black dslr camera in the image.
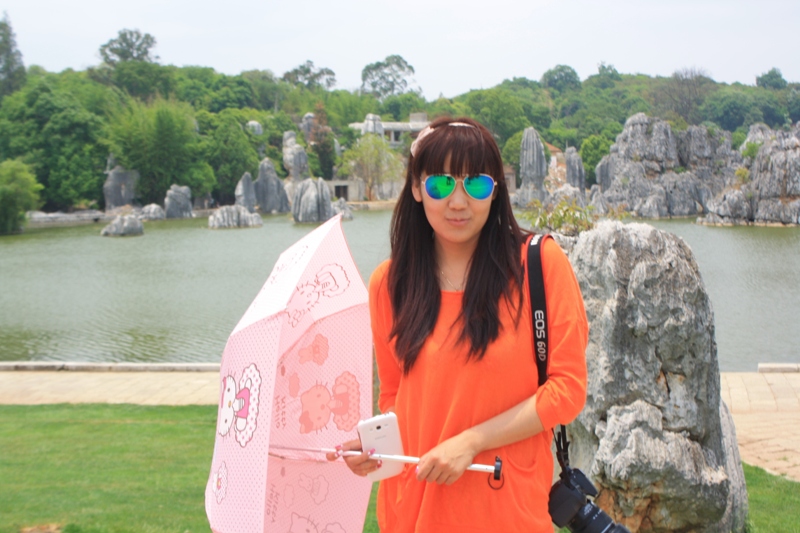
[548,428,630,533]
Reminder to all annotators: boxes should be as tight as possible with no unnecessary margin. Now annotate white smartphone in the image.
[357,412,405,482]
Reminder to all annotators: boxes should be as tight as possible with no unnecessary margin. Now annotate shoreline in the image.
[24,201,397,229]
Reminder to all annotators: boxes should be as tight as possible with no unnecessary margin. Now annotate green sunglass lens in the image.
[464,175,495,199]
[426,175,455,199]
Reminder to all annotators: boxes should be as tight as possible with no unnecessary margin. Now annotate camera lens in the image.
[569,502,616,533]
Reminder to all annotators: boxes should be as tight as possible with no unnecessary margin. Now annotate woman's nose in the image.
[448,181,470,207]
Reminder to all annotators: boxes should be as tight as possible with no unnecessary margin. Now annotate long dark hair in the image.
[388,117,525,374]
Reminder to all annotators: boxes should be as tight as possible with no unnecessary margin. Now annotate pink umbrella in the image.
[206,215,373,533]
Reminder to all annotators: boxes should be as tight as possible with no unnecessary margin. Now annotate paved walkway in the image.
[1,364,798,483]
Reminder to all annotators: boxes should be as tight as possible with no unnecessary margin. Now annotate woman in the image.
[329,117,588,532]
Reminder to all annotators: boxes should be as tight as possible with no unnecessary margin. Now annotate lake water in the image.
[1,211,798,371]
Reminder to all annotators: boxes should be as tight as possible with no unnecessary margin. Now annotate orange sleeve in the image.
[534,237,589,431]
[369,260,401,414]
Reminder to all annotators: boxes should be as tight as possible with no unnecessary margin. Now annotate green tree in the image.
[380,91,426,121]
[340,134,403,200]
[0,78,109,210]
[541,65,581,93]
[586,63,621,90]
[205,113,259,203]
[282,61,336,90]
[323,89,379,131]
[597,62,621,81]
[106,98,212,204]
[756,68,787,90]
[653,67,715,124]
[308,104,336,180]
[579,134,613,185]
[99,29,158,66]
[0,159,41,234]
[700,89,754,132]
[501,131,523,184]
[0,12,26,100]
[458,87,530,144]
[241,69,284,111]
[110,61,176,100]
[788,90,800,124]
[361,55,417,100]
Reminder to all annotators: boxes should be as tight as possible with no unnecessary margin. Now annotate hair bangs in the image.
[411,118,504,182]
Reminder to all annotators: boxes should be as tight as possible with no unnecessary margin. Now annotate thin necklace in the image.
[440,270,466,291]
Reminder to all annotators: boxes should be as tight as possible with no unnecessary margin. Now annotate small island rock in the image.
[101,215,143,237]
[208,205,263,229]
[164,185,193,219]
[139,204,165,221]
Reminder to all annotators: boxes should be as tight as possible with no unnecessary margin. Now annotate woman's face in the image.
[411,154,495,253]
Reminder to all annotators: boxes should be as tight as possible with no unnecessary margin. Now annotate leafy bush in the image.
[731,128,747,150]
[0,159,42,235]
[742,142,762,159]
[579,134,613,185]
[735,167,750,184]
[519,199,596,236]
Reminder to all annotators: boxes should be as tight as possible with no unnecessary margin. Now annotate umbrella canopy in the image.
[206,215,373,533]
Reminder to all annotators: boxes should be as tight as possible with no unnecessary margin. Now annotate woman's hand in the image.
[325,438,381,477]
[416,433,478,485]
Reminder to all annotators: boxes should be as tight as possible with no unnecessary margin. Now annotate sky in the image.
[4,0,798,99]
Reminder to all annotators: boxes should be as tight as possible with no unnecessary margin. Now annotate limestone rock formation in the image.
[565,147,586,192]
[332,198,353,220]
[595,114,742,218]
[292,177,333,224]
[588,185,609,215]
[549,183,586,208]
[100,215,143,236]
[103,164,139,211]
[739,123,772,149]
[282,131,310,182]
[700,123,800,225]
[246,120,263,135]
[208,205,263,229]
[373,180,403,201]
[139,204,165,221]
[300,112,315,140]
[514,127,549,207]
[564,221,747,532]
[253,158,290,214]
[164,185,193,219]
[235,172,256,213]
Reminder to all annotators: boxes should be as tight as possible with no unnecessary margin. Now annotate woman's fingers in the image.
[345,448,381,477]
[327,439,381,477]
[416,437,474,484]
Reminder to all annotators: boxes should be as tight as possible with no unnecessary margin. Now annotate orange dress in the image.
[369,238,588,533]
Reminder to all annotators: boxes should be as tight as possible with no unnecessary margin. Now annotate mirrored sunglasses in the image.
[422,174,497,201]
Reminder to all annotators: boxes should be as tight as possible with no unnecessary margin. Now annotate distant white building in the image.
[349,112,430,147]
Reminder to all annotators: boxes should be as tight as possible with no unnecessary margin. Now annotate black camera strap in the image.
[526,234,570,464]
[527,233,551,387]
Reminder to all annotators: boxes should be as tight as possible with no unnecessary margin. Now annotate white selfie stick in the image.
[269,445,502,478]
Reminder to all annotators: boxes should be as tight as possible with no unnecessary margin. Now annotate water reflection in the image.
[0,212,797,371]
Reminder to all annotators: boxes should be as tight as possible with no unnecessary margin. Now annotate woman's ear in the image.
[411,178,423,203]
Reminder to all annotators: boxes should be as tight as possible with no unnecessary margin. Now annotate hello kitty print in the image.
[285,264,349,327]
[217,363,262,447]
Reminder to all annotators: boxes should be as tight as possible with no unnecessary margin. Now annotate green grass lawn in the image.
[1,404,798,533]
